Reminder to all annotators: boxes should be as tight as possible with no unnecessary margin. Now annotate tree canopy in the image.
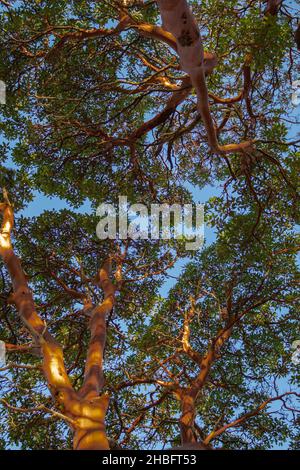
[0,0,299,451]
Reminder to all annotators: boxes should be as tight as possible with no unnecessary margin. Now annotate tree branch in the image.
[79,257,117,399]
[0,190,77,411]
[203,392,300,444]
[156,0,253,155]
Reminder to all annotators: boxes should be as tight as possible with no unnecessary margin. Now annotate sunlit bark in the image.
[79,259,116,400]
[0,190,111,450]
[179,392,197,444]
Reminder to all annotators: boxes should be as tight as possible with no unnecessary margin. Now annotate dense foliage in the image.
[0,0,299,450]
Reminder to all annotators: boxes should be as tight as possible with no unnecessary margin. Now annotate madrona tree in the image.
[0,0,299,450]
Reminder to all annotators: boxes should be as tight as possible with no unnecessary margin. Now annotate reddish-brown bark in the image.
[156,0,253,155]
[265,0,282,16]
[0,191,114,450]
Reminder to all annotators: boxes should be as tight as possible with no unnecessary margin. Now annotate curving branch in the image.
[0,398,77,426]
[129,75,192,140]
[203,392,300,445]
[156,0,254,155]
[49,271,87,301]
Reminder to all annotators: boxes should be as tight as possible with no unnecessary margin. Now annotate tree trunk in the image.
[0,196,113,452]
[180,393,197,444]
[71,396,110,450]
